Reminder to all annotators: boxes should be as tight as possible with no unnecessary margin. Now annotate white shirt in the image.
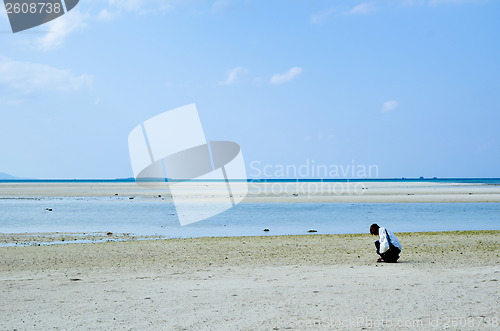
[379,227,402,254]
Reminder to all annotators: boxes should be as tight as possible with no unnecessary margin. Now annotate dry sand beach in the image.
[1,231,499,330]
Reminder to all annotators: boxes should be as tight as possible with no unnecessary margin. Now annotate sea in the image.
[1,178,499,239]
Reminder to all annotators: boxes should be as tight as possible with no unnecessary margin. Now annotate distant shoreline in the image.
[1,180,499,202]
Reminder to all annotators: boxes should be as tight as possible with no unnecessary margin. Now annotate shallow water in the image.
[0,197,499,238]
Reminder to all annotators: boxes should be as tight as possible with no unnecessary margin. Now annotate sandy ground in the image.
[0,232,163,246]
[1,181,500,203]
[1,231,499,330]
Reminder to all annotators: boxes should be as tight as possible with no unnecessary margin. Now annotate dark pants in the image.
[375,241,401,262]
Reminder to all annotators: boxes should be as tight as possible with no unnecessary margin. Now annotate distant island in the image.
[0,172,18,179]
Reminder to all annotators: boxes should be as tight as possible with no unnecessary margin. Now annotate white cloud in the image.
[270,67,304,85]
[0,97,23,107]
[94,0,181,23]
[218,67,247,86]
[310,7,336,24]
[400,0,484,7]
[97,9,116,21]
[35,10,88,51]
[400,0,426,5]
[107,0,175,14]
[305,132,335,142]
[428,0,484,5]
[312,0,484,20]
[312,2,376,22]
[381,100,400,113]
[349,2,376,15]
[212,0,234,14]
[108,0,147,12]
[0,57,93,94]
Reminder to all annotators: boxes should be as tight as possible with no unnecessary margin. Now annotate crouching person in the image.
[370,223,402,263]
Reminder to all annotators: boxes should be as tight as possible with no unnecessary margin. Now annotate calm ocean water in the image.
[1,179,499,237]
[0,197,499,238]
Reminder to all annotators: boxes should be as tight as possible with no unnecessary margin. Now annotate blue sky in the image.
[0,0,499,179]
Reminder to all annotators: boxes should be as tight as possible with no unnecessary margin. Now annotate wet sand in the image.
[1,181,500,202]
